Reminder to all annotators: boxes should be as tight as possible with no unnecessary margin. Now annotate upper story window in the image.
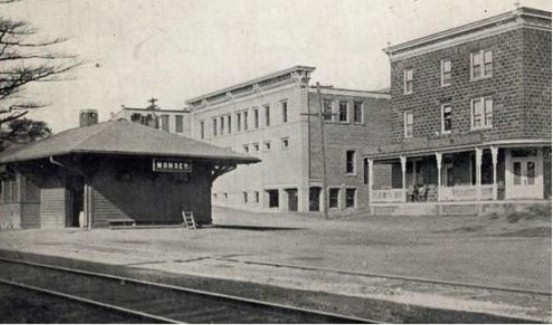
[441,104,452,134]
[338,101,348,122]
[403,69,413,95]
[243,144,249,153]
[404,110,414,138]
[236,112,242,132]
[470,49,493,80]
[227,115,232,134]
[243,110,249,131]
[264,140,271,151]
[471,96,493,130]
[161,114,170,132]
[353,101,363,124]
[252,142,259,152]
[264,105,270,126]
[323,99,333,121]
[220,116,225,135]
[199,120,205,139]
[282,101,288,123]
[441,59,452,87]
[212,118,217,137]
[346,150,356,174]
[253,108,259,128]
[175,115,184,133]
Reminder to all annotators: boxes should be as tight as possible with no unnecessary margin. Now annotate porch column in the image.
[490,146,498,201]
[368,159,374,208]
[400,156,407,202]
[475,148,482,201]
[435,152,442,202]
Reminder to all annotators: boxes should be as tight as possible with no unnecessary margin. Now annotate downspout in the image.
[49,156,91,231]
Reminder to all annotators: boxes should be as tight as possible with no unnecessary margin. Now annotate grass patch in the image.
[505,204,552,224]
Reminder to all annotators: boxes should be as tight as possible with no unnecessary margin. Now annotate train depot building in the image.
[0,118,258,229]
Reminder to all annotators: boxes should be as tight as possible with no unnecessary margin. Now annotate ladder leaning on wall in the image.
[182,211,196,230]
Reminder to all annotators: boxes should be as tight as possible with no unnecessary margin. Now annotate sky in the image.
[3,0,551,132]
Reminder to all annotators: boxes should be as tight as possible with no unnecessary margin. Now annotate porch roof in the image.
[364,136,551,160]
[0,119,260,165]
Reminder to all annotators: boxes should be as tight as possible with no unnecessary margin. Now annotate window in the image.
[255,191,260,203]
[345,188,356,208]
[353,101,363,123]
[281,137,289,149]
[212,118,217,137]
[282,101,288,123]
[252,142,259,152]
[175,115,184,133]
[471,49,493,80]
[404,69,413,94]
[243,144,249,153]
[253,108,259,128]
[329,188,339,209]
[213,193,217,200]
[265,105,270,126]
[220,116,225,135]
[363,159,369,184]
[243,191,248,203]
[339,101,348,122]
[243,111,248,131]
[346,150,356,174]
[199,121,205,139]
[441,59,451,86]
[161,114,169,132]
[441,104,452,134]
[264,141,271,151]
[267,190,279,208]
[404,110,414,138]
[471,96,493,129]
[323,99,333,121]
[223,192,228,200]
[236,112,241,132]
[227,115,232,134]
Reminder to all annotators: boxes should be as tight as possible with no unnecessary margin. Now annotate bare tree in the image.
[0,0,80,149]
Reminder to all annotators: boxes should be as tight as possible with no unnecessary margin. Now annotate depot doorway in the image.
[285,188,298,212]
[66,176,84,227]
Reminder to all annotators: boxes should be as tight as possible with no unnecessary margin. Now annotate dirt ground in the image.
[0,206,550,321]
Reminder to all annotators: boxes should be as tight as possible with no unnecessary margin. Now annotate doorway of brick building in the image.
[309,187,321,212]
[285,188,298,212]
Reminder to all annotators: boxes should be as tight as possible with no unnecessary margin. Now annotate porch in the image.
[366,144,551,214]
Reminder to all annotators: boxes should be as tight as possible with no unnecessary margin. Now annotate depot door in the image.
[286,189,298,212]
[506,149,543,200]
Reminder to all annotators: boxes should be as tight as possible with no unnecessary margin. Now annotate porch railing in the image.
[371,189,406,203]
[439,185,494,201]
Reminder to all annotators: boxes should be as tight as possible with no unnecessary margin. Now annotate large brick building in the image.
[186,66,392,213]
[364,7,551,215]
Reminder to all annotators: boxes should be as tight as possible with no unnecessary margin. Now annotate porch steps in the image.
[440,204,478,216]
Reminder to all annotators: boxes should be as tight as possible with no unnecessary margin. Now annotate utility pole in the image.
[316,83,329,220]
[302,82,330,219]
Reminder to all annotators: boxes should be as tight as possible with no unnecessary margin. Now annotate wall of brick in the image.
[523,28,552,138]
[308,92,393,209]
[389,28,537,145]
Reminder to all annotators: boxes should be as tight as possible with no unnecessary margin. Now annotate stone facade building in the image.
[364,7,552,215]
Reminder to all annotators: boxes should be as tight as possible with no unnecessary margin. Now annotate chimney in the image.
[80,109,98,127]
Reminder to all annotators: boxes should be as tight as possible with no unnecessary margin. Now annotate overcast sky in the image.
[3,0,551,132]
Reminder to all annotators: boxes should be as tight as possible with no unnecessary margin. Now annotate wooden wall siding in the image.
[40,188,66,229]
[90,157,213,227]
[0,203,21,229]
[20,203,41,229]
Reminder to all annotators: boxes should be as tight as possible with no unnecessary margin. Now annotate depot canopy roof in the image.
[0,119,259,164]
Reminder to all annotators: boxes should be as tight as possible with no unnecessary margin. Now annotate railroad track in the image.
[213,256,551,297]
[0,257,379,323]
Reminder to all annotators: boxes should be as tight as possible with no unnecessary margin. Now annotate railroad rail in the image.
[213,256,552,297]
[0,257,379,324]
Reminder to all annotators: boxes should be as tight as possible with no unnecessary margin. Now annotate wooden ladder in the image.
[182,211,196,230]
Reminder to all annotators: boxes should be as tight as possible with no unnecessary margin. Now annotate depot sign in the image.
[152,158,192,173]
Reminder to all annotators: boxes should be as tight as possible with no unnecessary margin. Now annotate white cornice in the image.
[308,87,390,99]
[385,7,551,62]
